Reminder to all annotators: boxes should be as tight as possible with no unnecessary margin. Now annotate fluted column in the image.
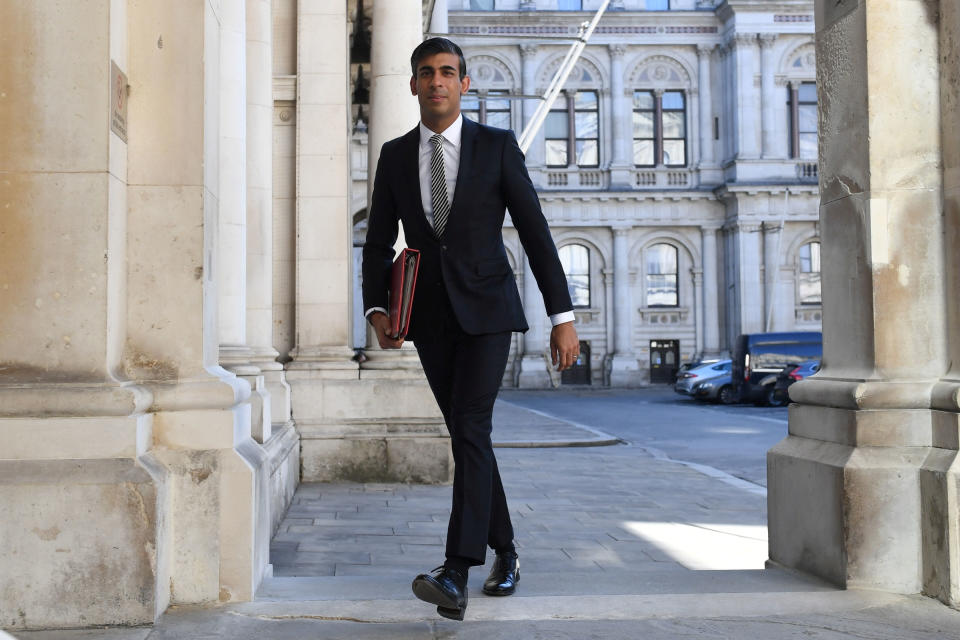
[734,34,761,159]
[609,45,631,185]
[609,227,639,386]
[697,44,715,166]
[770,0,950,601]
[700,226,720,356]
[759,34,778,159]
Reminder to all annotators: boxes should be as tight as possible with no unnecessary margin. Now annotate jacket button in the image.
[441,245,447,251]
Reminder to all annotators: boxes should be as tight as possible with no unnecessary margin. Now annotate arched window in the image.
[559,244,590,308]
[798,241,821,305]
[646,243,678,307]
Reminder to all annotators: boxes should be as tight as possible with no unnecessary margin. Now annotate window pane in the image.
[645,0,669,9]
[559,244,589,274]
[576,139,598,166]
[461,94,480,110]
[798,82,818,103]
[799,242,821,273]
[568,275,590,306]
[469,0,495,9]
[647,244,677,275]
[633,111,654,138]
[633,91,655,110]
[545,111,569,138]
[798,105,817,134]
[647,274,678,306]
[486,95,511,111]
[663,139,686,166]
[662,111,685,138]
[462,110,480,123]
[575,112,598,138]
[799,272,821,304]
[634,139,654,166]
[575,91,597,110]
[557,0,582,9]
[799,133,817,158]
[486,112,510,130]
[662,91,684,110]
[546,139,568,166]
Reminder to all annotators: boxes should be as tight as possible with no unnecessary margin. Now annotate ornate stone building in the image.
[350,0,822,386]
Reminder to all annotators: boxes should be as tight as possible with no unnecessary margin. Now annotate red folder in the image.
[388,248,421,340]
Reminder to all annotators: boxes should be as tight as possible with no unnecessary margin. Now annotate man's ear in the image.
[410,76,417,96]
[460,75,471,94]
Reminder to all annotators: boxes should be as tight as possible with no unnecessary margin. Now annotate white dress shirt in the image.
[365,114,575,327]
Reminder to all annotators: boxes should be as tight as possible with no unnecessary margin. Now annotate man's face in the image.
[410,52,470,124]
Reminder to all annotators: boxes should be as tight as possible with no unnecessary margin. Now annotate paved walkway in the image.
[12,399,960,639]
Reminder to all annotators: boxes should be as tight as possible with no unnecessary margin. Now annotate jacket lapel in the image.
[449,117,477,224]
[398,126,435,240]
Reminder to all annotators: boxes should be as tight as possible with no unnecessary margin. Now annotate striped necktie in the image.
[429,133,450,238]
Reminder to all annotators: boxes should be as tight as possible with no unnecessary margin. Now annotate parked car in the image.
[691,372,737,404]
[770,359,821,406]
[674,360,731,395]
[674,358,722,384]
[732,332,822,405]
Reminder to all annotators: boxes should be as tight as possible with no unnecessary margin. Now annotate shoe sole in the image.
[437,605,466,621]
[411,576,463,610]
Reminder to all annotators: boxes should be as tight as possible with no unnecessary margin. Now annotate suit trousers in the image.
[413,291,515,566]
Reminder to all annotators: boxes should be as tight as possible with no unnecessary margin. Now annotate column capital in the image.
[775,75,789,87]
[652,88,665,97]
[758,33,778,49]
[733,33,758,48]
[612,226,633,238]
[519,43,538,59]
[700,224,721,236]
[608,44,627,59]
[696,43,717,58]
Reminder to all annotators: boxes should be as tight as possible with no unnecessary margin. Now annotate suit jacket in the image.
[362,117,573,342]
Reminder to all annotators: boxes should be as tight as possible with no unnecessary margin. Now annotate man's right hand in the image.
[368,311,404,349]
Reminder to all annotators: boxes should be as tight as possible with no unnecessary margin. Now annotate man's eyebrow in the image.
[418,64,458,73]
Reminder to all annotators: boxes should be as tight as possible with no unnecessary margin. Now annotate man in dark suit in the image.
[362,37,579,621]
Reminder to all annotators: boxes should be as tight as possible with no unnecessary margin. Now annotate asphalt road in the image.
[499,385,789,488]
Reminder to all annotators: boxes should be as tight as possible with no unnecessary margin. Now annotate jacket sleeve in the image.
[501,130,574,317]
[362,144,399,313]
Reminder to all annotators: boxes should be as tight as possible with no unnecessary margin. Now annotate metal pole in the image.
[516,0,611,154]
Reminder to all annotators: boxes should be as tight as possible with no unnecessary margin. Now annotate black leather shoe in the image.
[411,566,468,621]
[482,551,519,596]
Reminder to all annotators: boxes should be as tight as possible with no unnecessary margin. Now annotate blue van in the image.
[731,332,822,404]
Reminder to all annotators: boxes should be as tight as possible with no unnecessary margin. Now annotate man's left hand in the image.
[550,321,580,372]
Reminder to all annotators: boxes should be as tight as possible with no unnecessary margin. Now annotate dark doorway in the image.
[649,339,679,383]
[561,341,591,385]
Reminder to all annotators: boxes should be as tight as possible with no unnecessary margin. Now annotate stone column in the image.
[734,222,763,334]
[734,34,761,159]
[692,269,704,356]
[610,227,639,386]
[520,44,545,171]
[759,34,778,159]
[773,77,791,159]
[247,0,290,437]
[430,0,448,33]
[762,220,782,332]
[700,226,720,356]
[517,254,552,388]
[696,44,715,166]
[609,44,631,186]
[931,0,960,607]
[769,0,948,600]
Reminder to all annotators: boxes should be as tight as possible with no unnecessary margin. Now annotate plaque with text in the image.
[110,60,128,143]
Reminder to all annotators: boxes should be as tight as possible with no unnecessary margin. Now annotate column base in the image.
[609,353,641,387]
[768,402,934,593]
[286,352,452,484]
[516,354,556,389]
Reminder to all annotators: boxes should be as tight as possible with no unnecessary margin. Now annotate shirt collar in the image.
[419,113,463,148]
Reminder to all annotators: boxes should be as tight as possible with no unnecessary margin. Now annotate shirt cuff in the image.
[365,307,388,319]
[549,311,576,326]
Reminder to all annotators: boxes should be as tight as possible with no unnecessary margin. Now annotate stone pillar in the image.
[430,0,448,33]
[734,34,761,159]
[773,77,791,159]
[759,34,778,159]
[246,0,290,438]
[520,44,545,171]
[517,254,553,388]
[734,222,763,334]
[609,44,631,186]
[931,0,960,607]
[692,269,704,356]
[762,220,782,332]
[696,44,715,166]
[769,0,948,600]
[700,226,720,356]
[610,227,639,386]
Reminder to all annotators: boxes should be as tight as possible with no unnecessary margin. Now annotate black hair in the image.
[410,37,467,81]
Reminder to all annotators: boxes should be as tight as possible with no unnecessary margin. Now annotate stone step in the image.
[256,566,832,602]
